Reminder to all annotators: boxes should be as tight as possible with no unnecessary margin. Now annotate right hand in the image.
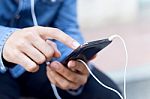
[3,26,80,72]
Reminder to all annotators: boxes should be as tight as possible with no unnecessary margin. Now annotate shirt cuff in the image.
[0,27,17,73]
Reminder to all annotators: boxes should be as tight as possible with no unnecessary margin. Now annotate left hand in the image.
[46,60,89,90]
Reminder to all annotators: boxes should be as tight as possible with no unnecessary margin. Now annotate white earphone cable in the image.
[51,83,62,99]
[109,34,128,99]
[31,0,38,26]
[31,0,62,99]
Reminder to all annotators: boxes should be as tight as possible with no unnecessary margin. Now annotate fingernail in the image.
[72,41,80,49]
[55,50,61,58]
[68,61,76,68]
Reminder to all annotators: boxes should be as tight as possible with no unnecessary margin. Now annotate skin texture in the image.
[3,26,89,90]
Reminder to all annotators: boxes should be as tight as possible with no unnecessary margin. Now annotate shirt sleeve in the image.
[0,26,17,73]
[52,0,85,95]
[52,0,84,62]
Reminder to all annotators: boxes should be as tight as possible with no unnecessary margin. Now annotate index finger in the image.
[35,26,80,49]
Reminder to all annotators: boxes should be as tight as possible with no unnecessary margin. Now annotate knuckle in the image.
[24,32,36,41]
[51,28,69,43]
[51,28,62,36]
[32,26,41,34]
[81,77,88,85]
[16,40,26,49]
[72,85,80,90]
[27,66,37,72]
[52,28,60,32]
[33,26,40,30]
[61,81,69,90]
[24,32,32,39]
[62,83,69,90]
[37,56,46,64]
[26,64,38,72]
[45,50,54,59]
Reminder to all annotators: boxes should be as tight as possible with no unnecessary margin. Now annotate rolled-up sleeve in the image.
[53,0,85,95]
[0,26,17,73]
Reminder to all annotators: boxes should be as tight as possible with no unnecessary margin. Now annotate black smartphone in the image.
[61,39,112,66]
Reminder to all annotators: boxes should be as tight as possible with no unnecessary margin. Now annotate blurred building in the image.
[78,0,150,28]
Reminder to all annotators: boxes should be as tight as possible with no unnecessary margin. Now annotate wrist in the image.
[0,27,18,72]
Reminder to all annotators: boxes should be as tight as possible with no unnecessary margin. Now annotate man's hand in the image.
[3,26,80,72]
[46,60,89,90]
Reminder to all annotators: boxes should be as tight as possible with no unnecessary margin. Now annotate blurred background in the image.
[77,0,150,99]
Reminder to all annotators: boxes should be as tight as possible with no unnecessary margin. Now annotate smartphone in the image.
[61,38,112,66]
